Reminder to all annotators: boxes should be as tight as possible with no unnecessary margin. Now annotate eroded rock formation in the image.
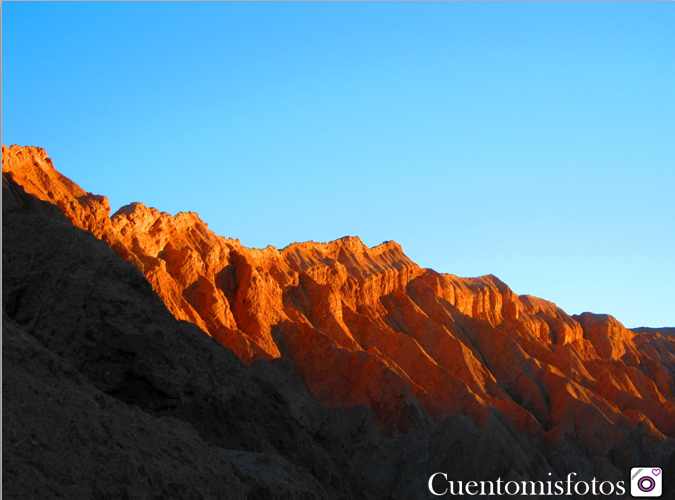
[3,144,675,498]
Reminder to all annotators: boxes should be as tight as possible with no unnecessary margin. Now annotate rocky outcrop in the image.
[4,144,675,497]
[2,156,568,500]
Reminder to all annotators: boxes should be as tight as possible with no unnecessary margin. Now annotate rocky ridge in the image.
[3,144,675,497]
[632,327,675,338]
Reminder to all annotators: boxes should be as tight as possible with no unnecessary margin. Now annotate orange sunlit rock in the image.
[3,143,674,459]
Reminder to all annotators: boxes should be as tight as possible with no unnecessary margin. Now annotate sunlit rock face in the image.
[4,144,675,486]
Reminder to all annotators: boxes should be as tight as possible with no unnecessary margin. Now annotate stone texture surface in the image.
[4,144,675,498]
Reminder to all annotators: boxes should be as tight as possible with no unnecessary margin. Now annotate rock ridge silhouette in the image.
[3,144,675,498]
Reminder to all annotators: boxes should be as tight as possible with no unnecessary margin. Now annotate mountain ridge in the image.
[3,143,675,495]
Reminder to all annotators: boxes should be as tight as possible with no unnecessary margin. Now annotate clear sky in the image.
[3,2,674,328]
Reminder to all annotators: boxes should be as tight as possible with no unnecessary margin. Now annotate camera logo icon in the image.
[631,467,662,497]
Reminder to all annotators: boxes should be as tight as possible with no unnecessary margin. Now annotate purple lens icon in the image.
[638,476,655,492]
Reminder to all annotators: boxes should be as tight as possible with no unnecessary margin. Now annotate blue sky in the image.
[3,2,674,328]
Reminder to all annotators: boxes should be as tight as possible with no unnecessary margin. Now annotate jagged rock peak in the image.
[3,144,675,475]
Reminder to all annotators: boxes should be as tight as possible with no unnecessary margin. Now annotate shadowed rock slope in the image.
[3,175,376,499]
[3,144,675,498]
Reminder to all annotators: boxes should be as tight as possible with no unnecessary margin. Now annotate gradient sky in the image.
[3,2,674,328]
